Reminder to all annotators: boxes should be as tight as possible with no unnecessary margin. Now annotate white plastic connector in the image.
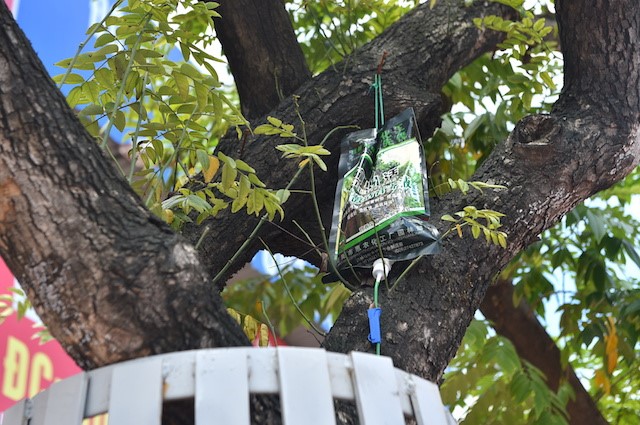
[372,258,393,282]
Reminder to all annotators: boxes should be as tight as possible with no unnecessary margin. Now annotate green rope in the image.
[377,74,384,128]
[374,276,381,355]
[372,69,385,356]
[373,74,385,130]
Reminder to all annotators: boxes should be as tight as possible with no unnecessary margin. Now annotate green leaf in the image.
[173,71,190,100]
[238,175,251,200]
[267,116,282,127]
[180,63,203,80]
[185,194,212,213]
[622,239,640,269]
[67,86,83,107]
[113,110,126,132]
[254,124,281,135]
[235,159,256,173]
[231,196,248,213]
[253,190,264,214]
[96,44,119,56]
[82,81,101,104]
[312,155,327,171]
[586,210,606,243]
[533,18,546,32]
[540,71,557,90]
[463,205,477,216]
[221,161,237,191]
[196,149,210,171]
[94,68,115,87]
[194,82,209,111]
[522,90,533,110]
[79,104,104,116]
[497,233,507,248]
[151,139,164,160]
[510,371,531,403]
[53,73,85,84]
[275,189,290,203]
[54,58,73,69]
[248,173,266,188]
[458,179,470,194]
[179,42,191,61]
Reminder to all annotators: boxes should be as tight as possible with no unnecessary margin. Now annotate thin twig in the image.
[260,239,327,337]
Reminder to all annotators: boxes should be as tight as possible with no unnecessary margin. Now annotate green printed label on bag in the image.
[328,108,441,273]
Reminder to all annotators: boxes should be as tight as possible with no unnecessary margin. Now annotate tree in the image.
[0,0,638,423]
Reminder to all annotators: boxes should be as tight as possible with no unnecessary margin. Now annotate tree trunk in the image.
[0,1,638,424]
[182,0,517,287]
[202,4,612,420]
[0,1,248,370]
[325,0,640,382]
[211,0,311,119]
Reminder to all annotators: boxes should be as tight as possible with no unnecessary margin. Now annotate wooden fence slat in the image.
[2,347,454,425]
[84,366,113,418]
[350,351,405,425]
[195,349,250,425]
[394,370,417,416]
[162,351,196,401]
[277,347,336,425]
[410,375,448,425]
[326,352,354,400]
[28,388,50,425]
[1,399,28,425]
[29,373,87,425]
[247,349,278,394]
[108,357,163,425]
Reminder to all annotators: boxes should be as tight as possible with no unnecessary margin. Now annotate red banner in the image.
[3,0,19,17]
[0,258,82,412]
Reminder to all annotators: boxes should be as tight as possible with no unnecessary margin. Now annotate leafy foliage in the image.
[44,1,639,423]
[287,0,419,74]
[442,205,508,248]
[432,1,639,422]
[442,320,571,425]
[226,307,270,347]
[223,264,350,338]
[55,0,289,226]
[505,192,640,423]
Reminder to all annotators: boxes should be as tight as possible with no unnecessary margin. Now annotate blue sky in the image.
[15,0,104,76]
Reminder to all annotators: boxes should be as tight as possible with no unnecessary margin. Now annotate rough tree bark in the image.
[185,0,640,387]
[212,0,311,119]
[324,0,639,382]
[203,2,612,423]
[183,1,516,286]
[0,1,638,424]
[0,2,249,370]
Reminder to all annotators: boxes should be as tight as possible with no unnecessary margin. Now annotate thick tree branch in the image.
[183,0,516,286]
[481,280,608,425]
[0,2,248,370]
[206,7,610,423]
[0,4,636,425]
[324,0,640,385]
[211,0,311,119]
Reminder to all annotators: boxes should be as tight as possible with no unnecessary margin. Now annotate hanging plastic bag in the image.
[327,108,440,279]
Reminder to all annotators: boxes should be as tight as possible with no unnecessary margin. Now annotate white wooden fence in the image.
[1,347,456,425]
